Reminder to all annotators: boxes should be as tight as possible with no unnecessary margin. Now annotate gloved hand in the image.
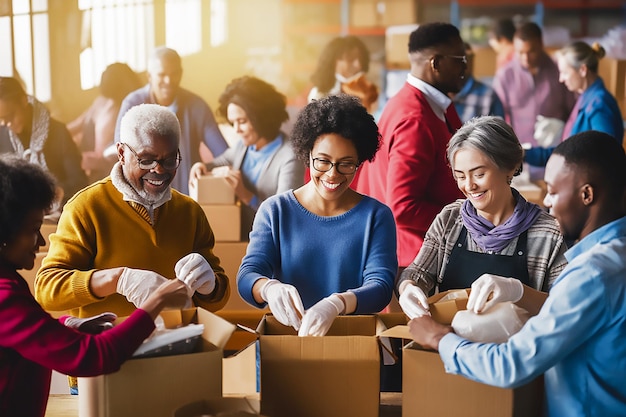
[174,253,216,296]
[260,279,305,331]
[398,284,430,319]
[117,268,169,307]
[534,115,564,148]
[466,274,524,314]
[298,294,345,337]
[63,312,117,334]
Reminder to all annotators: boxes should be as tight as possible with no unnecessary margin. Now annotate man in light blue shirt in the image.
[408,129,626,417]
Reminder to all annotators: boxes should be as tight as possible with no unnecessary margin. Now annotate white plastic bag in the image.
[451,302,530,343]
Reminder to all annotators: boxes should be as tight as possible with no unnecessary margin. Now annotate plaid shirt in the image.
[452,76,505,123]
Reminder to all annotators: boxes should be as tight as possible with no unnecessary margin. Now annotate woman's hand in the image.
[188,162,209,192]
[225,169,254,205]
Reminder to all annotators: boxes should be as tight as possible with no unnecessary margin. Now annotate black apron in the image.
[438,226,530,292]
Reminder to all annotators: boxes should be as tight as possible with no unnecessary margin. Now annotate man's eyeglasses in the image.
[311,158,358,175]
[121,142,181,170]
[443,55,468,65]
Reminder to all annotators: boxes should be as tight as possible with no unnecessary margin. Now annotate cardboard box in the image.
[380,0,418,27]
[190,175,235,205]
[174,397,265,417]
[77,308,236,417]
[598,57,626,101]
[200,204,241,242]
[385,25,418,69]
[428,289,469,325]
[257,314,387,417]
[401,343,543,417]
[350,0,380,27]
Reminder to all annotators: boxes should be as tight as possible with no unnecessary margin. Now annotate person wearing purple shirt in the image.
[493,22,575,150]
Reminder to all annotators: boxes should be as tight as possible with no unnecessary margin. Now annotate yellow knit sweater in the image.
[35,177,230,317]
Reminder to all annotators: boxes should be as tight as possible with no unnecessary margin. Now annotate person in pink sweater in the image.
[0,154,188,417]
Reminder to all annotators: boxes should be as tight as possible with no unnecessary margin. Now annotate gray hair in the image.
[147,46,181,72]
[119,103,181,147]
[556,41,605,73]
[447,116,523,177]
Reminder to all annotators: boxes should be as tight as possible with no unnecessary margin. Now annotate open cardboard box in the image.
[380,289,543,417]
[78,307,237,417]
[231,313,407,417]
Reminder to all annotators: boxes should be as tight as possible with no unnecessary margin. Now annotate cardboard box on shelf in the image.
[598,57,626,101]
[200,204,241,242]
[350,0,379,27]
[77,308,236,417]
[380,0,419,27]
[174,396,266,417]
[385,25,418,69]
[401,344,543,417]
[190,175,235,205]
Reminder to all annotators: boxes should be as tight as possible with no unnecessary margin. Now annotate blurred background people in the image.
[493,22,576,181]
[450,42,505,123]
[397,116,567,319]
[237,95,397,337]
[0,76,88,210]
[0,154,188,417]
[189,76,304,241]
[308,35,379,113]
[488,18,517,71]
[114,46,229,194]
[67,63,143,183]
[525,41,624,168]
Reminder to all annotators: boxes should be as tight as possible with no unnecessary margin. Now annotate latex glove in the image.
[467,274,524,314]
[298,294,345,337]
[534,115,564,148]
[260,279,305,331]
[63,312,117,334]
[117,268,169,307]
[398,284,430,319]
[174,253,216,296]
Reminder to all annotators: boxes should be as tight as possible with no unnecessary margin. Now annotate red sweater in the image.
[0,266,155,417]
[355,84,463,267]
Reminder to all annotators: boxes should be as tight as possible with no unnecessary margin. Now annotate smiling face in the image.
[227,103,267,150]
[309,133,359,203]
[147,55,182,107]
[118,132,179,202]
[0,208,46,270]
[453,147,515,222]
[335,46,364,80]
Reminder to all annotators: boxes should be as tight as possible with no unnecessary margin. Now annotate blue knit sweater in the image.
[237,190,398,312]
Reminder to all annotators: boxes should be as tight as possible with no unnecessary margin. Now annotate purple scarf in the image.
[461,188,542,253]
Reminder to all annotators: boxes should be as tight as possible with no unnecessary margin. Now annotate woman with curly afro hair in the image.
[189,76,304,240]
[237,95,398,337]
[0,155,187,417]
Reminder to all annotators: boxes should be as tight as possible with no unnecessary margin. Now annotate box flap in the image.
[196,307,237,350]
[174,397,264,417]
[378,324,412,340]
[428,289,470,325]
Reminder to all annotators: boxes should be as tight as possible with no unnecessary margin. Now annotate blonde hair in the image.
[557,41,605,73]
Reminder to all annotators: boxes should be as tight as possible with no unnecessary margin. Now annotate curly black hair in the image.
[290,95,381,164]
[217,76,288,141]
[310,36,371,94]
[0,155,56,246]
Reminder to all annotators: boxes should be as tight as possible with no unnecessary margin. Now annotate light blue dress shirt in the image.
[439,216,626,417]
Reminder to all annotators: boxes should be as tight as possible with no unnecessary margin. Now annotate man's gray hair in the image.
[447,115,523,177]
[119,103,181,146]
[147,46,181,72]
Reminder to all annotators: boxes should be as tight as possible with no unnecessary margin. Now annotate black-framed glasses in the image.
[311,158,359,175]
[121,142,181,170]
[443,55,468,65]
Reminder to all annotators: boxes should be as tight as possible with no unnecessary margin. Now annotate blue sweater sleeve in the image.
[524,146,555,168]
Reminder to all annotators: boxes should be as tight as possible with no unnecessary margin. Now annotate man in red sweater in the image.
[356,22,466,269]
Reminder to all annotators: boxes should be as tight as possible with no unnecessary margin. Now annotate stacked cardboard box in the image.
[190,175,241,242]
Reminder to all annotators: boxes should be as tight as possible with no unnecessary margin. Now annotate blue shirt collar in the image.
[565,216,626,262]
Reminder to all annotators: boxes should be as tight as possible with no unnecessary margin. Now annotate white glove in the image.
[534,115,564,148]
[117,268,169,307]
[466,274,524,314]
[63,312,117,334]
[398,283,430,319]
[298,294,345,337]
[260,279,305,331]
[174,253,216,296]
